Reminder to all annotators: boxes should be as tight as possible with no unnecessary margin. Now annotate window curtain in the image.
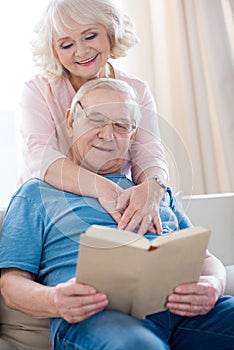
[117,0,234,195]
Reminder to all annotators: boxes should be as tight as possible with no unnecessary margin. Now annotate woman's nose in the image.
[74,42,88,58]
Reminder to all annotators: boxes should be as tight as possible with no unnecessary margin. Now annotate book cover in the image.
[76,225,210,319]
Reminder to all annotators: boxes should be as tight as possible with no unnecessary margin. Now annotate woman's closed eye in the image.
[85,33,98,41]
[60,41,74,49]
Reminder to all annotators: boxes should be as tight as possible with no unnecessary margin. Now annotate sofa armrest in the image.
[181,193,234,296]
[182,193,234,266]
[225,265,234,296]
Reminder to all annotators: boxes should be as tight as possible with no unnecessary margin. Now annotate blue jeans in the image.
[51,295,234,349]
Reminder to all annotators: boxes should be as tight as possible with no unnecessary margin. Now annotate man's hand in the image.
[116,180,164,235]
[166,276,221,317]
[54,278,108,323]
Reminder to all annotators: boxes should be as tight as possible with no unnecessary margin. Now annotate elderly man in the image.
[0,79,233,350]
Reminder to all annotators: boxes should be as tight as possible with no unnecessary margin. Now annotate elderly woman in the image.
[19,0,168,234]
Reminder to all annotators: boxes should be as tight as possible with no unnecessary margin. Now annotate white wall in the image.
[0,111,18,207]
[0,1,50,207]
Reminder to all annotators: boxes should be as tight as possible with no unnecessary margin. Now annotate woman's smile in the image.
[76,53,99,66]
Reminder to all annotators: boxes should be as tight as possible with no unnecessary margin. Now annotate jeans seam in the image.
[176,326,234,338]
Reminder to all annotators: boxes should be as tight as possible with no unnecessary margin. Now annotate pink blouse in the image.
[18,66,168,184]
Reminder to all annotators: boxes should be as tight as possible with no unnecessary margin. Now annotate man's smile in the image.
[92,144,114,152]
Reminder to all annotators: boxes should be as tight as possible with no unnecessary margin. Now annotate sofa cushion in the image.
[0,295,51,350]
[0,208,4,228]
[0,338,17,350]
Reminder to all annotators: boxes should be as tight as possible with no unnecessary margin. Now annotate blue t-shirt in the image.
[0,175,191,287]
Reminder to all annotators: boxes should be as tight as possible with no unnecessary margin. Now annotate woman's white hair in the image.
[71,78,141,126]
[32,0,138,80]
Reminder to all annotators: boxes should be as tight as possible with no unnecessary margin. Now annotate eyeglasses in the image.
[75,101,137,134]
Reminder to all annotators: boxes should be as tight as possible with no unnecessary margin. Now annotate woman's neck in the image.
[68,62,115,92]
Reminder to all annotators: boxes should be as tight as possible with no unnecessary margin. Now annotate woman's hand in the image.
[97,183,124,224]
[54,278,108,323]
[166,276,221,317]
[116,179,165,235]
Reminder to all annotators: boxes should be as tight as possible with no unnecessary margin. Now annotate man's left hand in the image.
[166,276,221,317]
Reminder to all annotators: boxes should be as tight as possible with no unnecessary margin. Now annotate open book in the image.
[76,225,210,319]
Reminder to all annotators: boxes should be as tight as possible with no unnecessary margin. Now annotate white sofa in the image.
[0,193,234,349]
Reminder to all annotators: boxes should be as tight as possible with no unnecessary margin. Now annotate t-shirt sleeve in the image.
[0,195,44,274]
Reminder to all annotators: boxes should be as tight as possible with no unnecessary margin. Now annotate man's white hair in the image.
[70,78,141,126]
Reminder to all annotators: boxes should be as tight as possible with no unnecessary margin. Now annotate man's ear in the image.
[130,127,139,141]
[66,109,74,137]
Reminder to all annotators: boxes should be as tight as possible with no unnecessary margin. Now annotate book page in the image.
[84,225,150,250]
[150,226,208,247]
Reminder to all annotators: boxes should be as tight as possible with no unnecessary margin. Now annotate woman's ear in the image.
[66,109,74,137]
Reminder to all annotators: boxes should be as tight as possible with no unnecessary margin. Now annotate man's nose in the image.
[97,123,115,140]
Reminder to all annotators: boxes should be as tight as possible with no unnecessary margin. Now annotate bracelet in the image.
[145,175,167,191]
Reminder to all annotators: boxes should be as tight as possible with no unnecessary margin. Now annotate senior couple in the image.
[0,78,234,349]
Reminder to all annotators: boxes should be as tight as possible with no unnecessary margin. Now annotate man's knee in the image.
[77,311,167,350]
[111,327,167,350]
